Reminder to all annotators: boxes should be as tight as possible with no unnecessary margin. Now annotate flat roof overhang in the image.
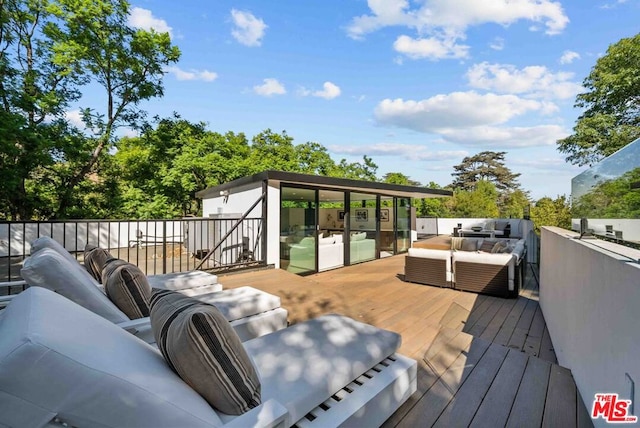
[196,170,452,199]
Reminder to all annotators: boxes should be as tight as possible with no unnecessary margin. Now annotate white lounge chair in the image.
[18,247,287,342]
[0,287,417,428]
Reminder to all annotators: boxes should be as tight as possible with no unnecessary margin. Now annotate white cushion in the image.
[242,314,401,426]
[0,287,223,428]
[334,234,344,244]
[408,248,450,260]
[30,236,77,264]
[21,248,129,324]
[351,232,367,241]
[193,286,281,322]
[147,271,221,294]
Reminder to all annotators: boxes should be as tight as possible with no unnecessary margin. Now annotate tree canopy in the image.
[557,33,640,167]
[451,151,521,192]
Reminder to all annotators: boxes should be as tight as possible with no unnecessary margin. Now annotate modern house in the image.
[195,170,451,275]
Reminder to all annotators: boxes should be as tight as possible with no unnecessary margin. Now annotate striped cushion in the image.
[84,245,114,283]
[104,262,151,319]
[149,289,261,415]
[479,239,497,253]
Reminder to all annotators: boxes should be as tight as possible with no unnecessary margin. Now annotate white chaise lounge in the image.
[0,287,417,428]
[18,246,287,342]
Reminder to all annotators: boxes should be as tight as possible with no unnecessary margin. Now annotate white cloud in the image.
[374,91,553,132]
[128,7,172,37]
[347,0,568,60]
[490,37,505,51]
[231,9,267,47]
[299,82,342,100]
[329,143,468,161]
[439,125,568,148]
[393,35,469,60]
[166,66,218,82]
[65,110,86,129]
[466,62,582,100]
[559,50,581,64]
[253,78,286,96]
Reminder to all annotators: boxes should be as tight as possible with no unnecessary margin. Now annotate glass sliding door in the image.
[380,196,395,257]
[317,190,345,271]
[349,192,377,264]
[396,197,411,253]
[280,186,317,274]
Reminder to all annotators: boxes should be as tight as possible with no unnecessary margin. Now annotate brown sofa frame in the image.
[404,256,452,288]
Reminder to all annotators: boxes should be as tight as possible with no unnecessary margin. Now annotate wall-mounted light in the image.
[219,190,229,196]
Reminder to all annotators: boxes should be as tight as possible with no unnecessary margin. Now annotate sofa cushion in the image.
[20,248,129,324]
[352,232,367,241]
[461,239,478,252]
[104,263,151,319]
[30,236,78,264]
[84,245,114,283]
[150,289,261,415]
[193,286,281,322]
[243,314,401,425]
[495,220,508,231]
[334,233,343,244]
[484,220,495,231]
[0,287,223,428]
[479,239,497,253]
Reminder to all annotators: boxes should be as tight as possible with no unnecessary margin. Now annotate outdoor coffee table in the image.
[459,229,495,238]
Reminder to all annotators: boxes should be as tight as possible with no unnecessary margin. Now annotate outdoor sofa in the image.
[405,237,527,298]
[16,240,288,342]
[0,286,417,427]
[286,232,376,273]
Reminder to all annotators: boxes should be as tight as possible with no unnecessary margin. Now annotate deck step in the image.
[410,329,594,428]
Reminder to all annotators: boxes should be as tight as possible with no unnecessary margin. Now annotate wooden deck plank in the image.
[506,356,552,428]
[539,325,558,364]
[493,296,528,347]
[523,304,546,357]
[542,365,577,428]
[466,297,508,337]
[478,297,517,342]
[507,299,539,351]
[469,349,529,428]
[433,343,509,428]
[397,335,492,427]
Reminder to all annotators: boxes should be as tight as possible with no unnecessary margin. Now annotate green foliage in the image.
[530,196,572,234]
[500,190,531,219]
[451,151,521,192]
[572,168,640,218]
[558,33,640,166]
[446,180,500,218]
[382,172,420,186]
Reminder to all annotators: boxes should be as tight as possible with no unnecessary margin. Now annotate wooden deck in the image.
[219,254,593,427]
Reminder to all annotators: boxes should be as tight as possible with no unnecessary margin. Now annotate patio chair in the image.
[18,247,288,342]
[31,236,223,296]
[0,287,417,428]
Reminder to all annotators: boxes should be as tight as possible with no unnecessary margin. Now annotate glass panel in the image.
[318,190,345,271]
[280,186,317,274]
[349,192,376,264]
[380,196,395,257]
[396,197,411,253]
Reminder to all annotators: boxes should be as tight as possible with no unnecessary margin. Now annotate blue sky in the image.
[79,0,640,199]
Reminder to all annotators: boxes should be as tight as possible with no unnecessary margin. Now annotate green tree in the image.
[447,180,500,218]
[557,33,640,166]
[530,196,572,234]
[451,151,521,192]
[500,189,531,219]
[381,172,421,186]
[48,0,180,217]
[114,116,250,218]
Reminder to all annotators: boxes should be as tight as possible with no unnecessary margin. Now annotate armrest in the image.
[221,399,288,428]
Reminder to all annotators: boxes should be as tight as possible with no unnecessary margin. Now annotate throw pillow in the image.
[149,289,261,415]
[491,241,507,253]
[103,262,151,319]
[461,239,478,252]
[484,220,496,231]
[479,239,496,253]
[84,245,115,283]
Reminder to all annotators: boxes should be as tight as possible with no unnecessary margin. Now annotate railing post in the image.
[162,220,167,274]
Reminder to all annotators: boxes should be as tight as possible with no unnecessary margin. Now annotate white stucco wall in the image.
[540,227,640,426]
[201,182,264,218]
[266,182,281,268]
